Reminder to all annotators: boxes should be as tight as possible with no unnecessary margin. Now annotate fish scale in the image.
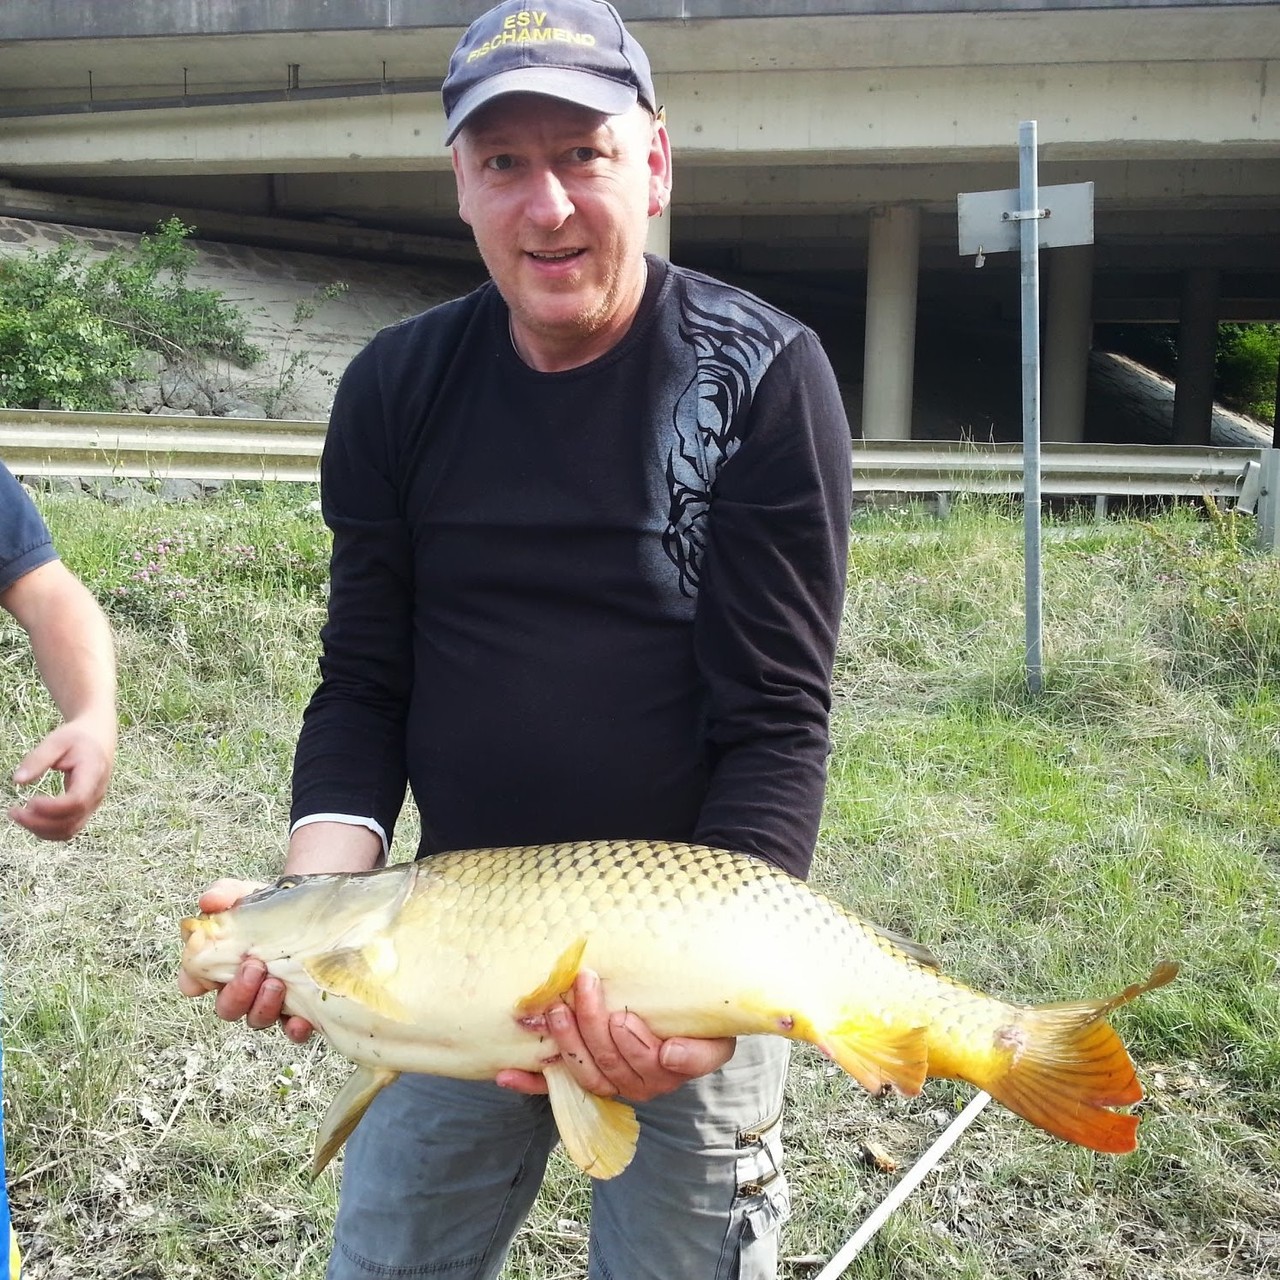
[180,839,1176,1181]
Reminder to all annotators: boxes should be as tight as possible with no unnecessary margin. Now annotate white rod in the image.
[813,1090,993,1280]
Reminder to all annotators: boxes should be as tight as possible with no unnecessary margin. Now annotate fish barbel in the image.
[179,839,1176,1180]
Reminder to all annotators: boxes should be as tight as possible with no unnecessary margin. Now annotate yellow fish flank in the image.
[179,840,1176,1180]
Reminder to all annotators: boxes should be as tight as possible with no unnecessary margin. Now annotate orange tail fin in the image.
[979,961,1178,1154]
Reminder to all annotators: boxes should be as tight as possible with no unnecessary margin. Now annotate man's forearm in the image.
[4,561,116,737]
[285,819,385,876]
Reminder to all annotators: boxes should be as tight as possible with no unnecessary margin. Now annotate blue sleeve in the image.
[691,330,853,879]
[0,463,58,594]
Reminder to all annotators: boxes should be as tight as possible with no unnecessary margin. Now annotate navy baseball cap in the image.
[443,0,658,145]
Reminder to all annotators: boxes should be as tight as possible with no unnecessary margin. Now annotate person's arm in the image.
[290,339,416,845]
[691,329,853,878]
[181,334,414,1036]
[3,559,117,840]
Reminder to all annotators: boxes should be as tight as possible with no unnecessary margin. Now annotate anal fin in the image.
[312,1064,400,1178]
[815,1014,929,1097]
[543,1062,640,1180]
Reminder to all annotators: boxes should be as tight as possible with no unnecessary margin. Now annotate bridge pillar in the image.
[1171,267,1220,445]
[1043,244,1094,443]
[861,204,920,441]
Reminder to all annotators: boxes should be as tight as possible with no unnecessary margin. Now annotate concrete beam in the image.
[2,60,1275,176]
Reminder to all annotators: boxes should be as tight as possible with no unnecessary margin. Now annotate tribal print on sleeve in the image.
[660,285,797,598]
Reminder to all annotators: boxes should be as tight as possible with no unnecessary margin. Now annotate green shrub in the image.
[0,217,261,411]
[1216,322,1278,424]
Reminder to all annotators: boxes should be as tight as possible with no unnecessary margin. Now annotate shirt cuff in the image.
[288,812,390,859]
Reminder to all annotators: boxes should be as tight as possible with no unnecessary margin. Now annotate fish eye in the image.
[274,875,305,890]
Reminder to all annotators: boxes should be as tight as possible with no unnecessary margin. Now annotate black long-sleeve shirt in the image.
[291,256,852,879]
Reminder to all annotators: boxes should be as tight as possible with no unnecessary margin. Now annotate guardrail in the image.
[0,408,324,483]
[852,438,1278,550]
[2,408,1276,548]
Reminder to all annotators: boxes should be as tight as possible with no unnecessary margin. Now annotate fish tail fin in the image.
[544,1062,640,1180]
[977,961,1178,1154]
[312,1065,400,1179]
[817,1013,930,1097]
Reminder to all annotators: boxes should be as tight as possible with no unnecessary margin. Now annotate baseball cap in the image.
[443,0,657,145]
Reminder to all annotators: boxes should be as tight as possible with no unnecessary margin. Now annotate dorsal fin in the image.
[867,921,941,970]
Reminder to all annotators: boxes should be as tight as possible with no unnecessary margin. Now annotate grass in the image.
[2,487,1278,1278]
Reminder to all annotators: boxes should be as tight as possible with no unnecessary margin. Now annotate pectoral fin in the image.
[514,937,588,1017]
[543,1063,640,1180]
[312,1065,400,1178]
[303,937,411,1023]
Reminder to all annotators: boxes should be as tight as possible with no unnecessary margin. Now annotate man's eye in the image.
[570,147,599,163]
[485,154,515,172]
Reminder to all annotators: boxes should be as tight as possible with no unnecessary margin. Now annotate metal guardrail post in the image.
[1257,448,1280,552]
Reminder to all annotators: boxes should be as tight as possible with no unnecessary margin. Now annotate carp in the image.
[179,839,1175,1179]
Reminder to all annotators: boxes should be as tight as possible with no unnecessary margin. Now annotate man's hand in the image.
[496,969,736,1102]
[177,877,316,1044]
[178,822,383,1044]
[9,716,114,841]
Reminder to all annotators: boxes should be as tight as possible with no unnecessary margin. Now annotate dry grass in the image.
[2,488,1277,1278]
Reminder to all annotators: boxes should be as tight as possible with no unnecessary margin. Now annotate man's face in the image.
[452,94,671,370]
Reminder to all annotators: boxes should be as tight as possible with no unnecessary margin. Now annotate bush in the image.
[1216,323,1278,424]
[0,218,261,411]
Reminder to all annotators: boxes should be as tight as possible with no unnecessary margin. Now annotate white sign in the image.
[957,181,1094,256]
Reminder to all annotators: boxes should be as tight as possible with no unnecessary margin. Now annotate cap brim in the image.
[444,67,639,145]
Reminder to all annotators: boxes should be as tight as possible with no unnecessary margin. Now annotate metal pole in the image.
[1019,120,1044,694]
[814,1091,993,1280]
[1258,448,1280,553]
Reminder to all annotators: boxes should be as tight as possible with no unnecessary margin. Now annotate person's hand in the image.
[8,717,114,841]
[496,969,736,1102]
[177,877,315,1045]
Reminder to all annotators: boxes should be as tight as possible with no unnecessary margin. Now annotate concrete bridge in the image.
[0,1,1275,444]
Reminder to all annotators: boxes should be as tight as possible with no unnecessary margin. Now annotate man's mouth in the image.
[528,248,584,262]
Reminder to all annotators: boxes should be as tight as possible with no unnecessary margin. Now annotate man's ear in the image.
[647,109,673,219]
[452,146,474,227]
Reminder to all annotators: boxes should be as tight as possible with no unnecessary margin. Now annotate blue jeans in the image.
[326,1037,791,1279]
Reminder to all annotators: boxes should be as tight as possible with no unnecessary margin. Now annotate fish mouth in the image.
[179,914,224,954]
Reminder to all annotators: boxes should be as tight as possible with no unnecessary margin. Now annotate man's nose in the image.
[525,167,574,227]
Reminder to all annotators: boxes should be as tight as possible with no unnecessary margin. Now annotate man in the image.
[180,2,853,1276]
[2,460,118,1280]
